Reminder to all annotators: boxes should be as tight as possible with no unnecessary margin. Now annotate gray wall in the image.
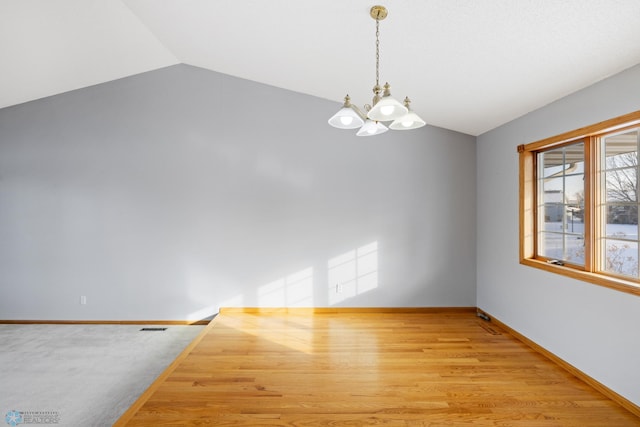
[477,64,640,406]
[0,64,477,321]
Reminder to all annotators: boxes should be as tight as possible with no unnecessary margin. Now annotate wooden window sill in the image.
[521,258,640,297]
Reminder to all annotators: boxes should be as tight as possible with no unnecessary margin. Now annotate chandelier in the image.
[328,5,425,136]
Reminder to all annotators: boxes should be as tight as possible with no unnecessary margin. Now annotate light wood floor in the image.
[116,310,640,426]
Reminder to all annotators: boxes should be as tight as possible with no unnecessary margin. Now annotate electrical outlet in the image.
[80,296,87,305]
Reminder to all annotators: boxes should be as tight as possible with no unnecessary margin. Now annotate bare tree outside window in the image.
[606,152,637,224]
[603,130,639,278]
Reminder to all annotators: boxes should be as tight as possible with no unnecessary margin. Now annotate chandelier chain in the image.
[375,18,380,87]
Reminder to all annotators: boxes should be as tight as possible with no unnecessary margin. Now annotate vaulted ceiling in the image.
[2,0,640,136]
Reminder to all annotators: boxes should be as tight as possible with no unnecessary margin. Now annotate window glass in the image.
[537,143,585,265]
[602,128,639,278]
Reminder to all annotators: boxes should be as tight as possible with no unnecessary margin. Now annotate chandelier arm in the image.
[351,104,368,120]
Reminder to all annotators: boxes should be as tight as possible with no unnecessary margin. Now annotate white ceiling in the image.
[2,1,640,136]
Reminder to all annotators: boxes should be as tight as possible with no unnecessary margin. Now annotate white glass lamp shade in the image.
[367,85,408,122]
[328,106,365,129]
[356,120,388,136]
[389,111,426,130]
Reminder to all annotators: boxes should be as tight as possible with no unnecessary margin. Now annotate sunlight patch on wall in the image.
[258,267,314,307]
[328,241,378,305]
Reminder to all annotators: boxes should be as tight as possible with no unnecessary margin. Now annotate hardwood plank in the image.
[115,311,640,426]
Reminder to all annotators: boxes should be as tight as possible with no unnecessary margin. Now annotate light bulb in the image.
[402,120,414,128]
[367,127,377,135]
[340,116,354,126]
[380,105,395,116]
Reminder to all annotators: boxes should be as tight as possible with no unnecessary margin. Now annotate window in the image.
[519,111,640,296]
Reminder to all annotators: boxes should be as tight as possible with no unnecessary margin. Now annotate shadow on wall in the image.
[187,241,379,319]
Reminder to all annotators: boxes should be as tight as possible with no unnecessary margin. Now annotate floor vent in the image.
[140,327,167,331]
[477,322,501,335]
